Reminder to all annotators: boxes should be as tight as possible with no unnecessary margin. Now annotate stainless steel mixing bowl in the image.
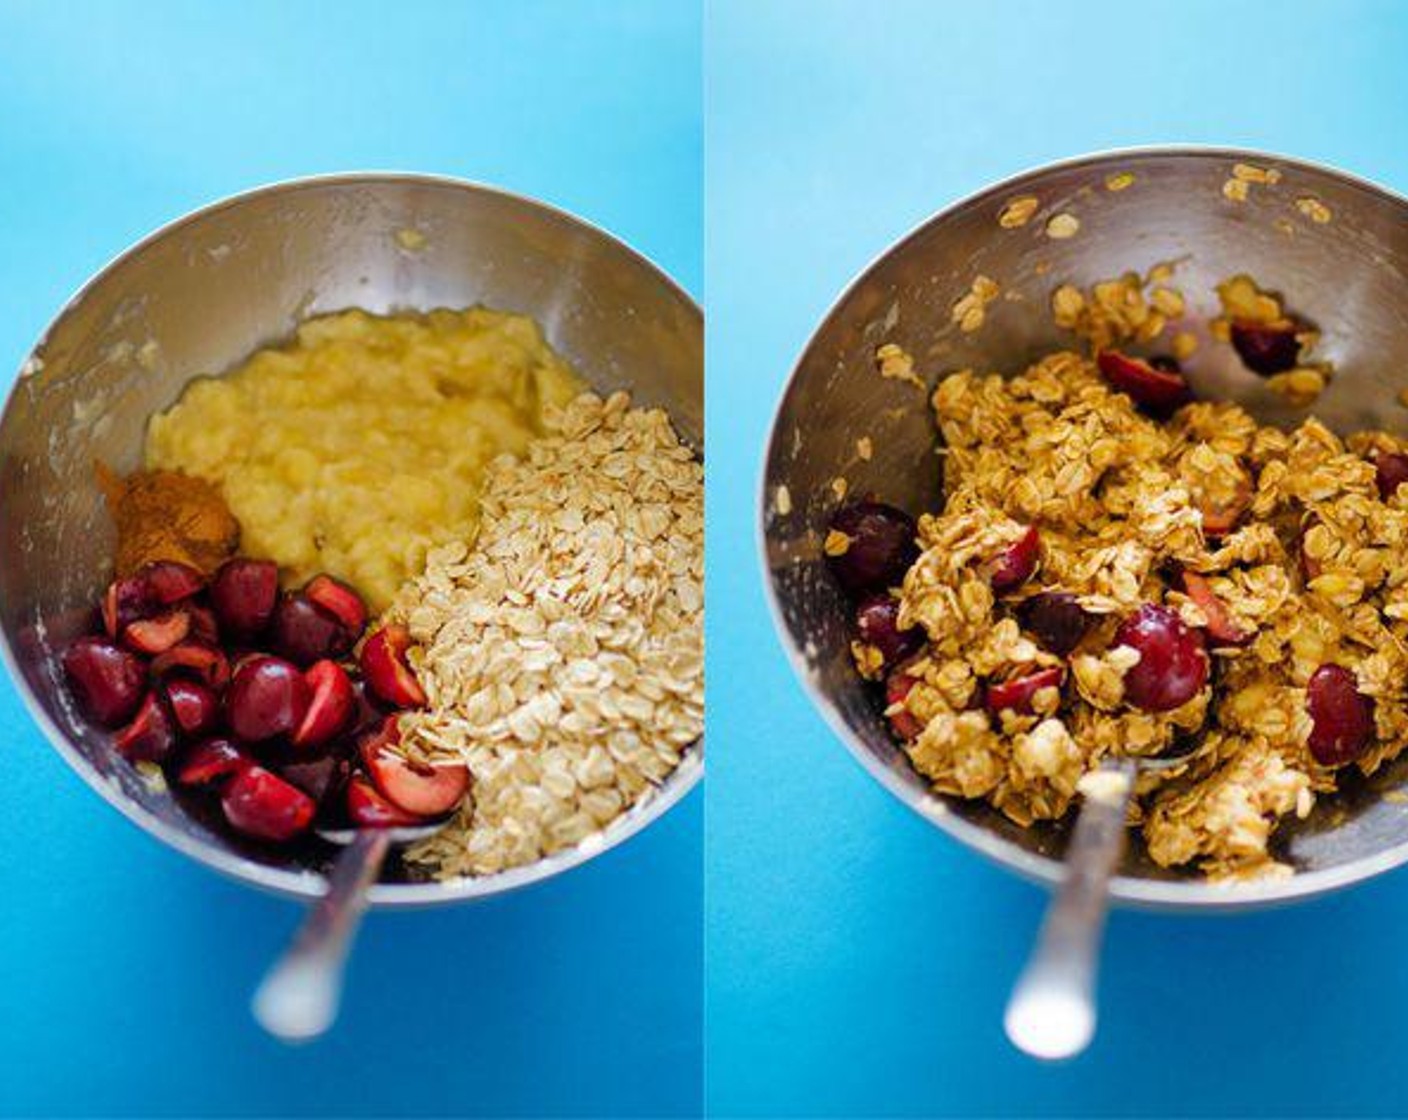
[0,173,702,906]
[762,146,1408,910]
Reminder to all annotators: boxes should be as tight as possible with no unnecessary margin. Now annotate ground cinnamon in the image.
[96,462,239,576]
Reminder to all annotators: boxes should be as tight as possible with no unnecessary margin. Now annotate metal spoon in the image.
[1004,750,1190,1061]
[252,822,440,1043]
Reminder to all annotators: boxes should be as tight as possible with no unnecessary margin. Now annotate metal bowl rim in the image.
[758,143,1408,912]
[1,170,702,908]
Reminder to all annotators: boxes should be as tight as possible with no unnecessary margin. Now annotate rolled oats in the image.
[389,391,703,879]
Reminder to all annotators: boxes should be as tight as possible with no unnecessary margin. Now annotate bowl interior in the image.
[0,175,702,904]
[763,148,1408,908]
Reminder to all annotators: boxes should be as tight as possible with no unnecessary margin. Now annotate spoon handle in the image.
[1004,758,1136,1061]
[253,829,391,1042]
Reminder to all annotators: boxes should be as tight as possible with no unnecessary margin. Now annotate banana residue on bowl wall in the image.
[144,307,583,612]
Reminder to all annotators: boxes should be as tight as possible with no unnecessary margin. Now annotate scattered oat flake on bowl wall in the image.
[1104,172,1135,192]
[389,391,703,880]
[1172,331,1199,361]
[952,276,1000,332]
[1222,178,1250,202]
[998,195,1040,229]
[1267,367,1328,405]
[1233,162,1282,185]
[1222,163,1282,202]
[1296,196,1333,223]
[1051,270,1178,349]
[875,342,924,389]
[1044,213,1080,240]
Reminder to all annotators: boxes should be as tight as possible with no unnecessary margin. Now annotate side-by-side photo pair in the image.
[4,2,1408,1118]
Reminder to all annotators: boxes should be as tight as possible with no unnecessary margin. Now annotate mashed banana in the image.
[145,307,582,611]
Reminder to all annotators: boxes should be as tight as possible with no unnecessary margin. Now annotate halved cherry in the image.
[1181,572,1250,647]
[102,575,156,638]
[1230,319,1300,375]
[359,624,427,708]
[884,673,924,740]
[347,775,425,828]
[305,574,367,636]
[140,560,205,605]
[987,526,1040,593]
[151,641,231,690]
[121,611,191,655]
[177,737,251,787]
[222,765,316,842]
[162,677,221,738]
[62,636,147,726]
[362,734,469,817]
[113,692,177,762]
[292,660,355,748]
[1373,451,1408,502]
[1097,349,1193,415]
[1306,664,1375,767]
[984,666,1065,716]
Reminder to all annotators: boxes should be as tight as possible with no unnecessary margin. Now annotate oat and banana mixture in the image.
[388,391,703,878]
[853,276,1408,882]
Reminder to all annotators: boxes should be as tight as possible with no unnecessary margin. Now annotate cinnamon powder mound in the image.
[96,462,239,576]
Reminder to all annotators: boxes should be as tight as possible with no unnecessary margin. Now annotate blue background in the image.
[0,3,700,1117]
[706,1,1408,1117]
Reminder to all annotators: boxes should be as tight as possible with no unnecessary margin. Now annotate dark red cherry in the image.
[1113,604,1209,713]
[988,527,1040,593]
[1097,350,1192,415]
[825,501,919,595]
[1306,664,1375,766]
[62,637,147,727]
[854,593,924,670]
[1230,320,1300,375]
[1016,592,1093,656]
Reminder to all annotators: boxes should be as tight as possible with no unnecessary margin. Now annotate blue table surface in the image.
[705,1,1408,1117]
[0,3,700,1117]
[13,0,1408,1116]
